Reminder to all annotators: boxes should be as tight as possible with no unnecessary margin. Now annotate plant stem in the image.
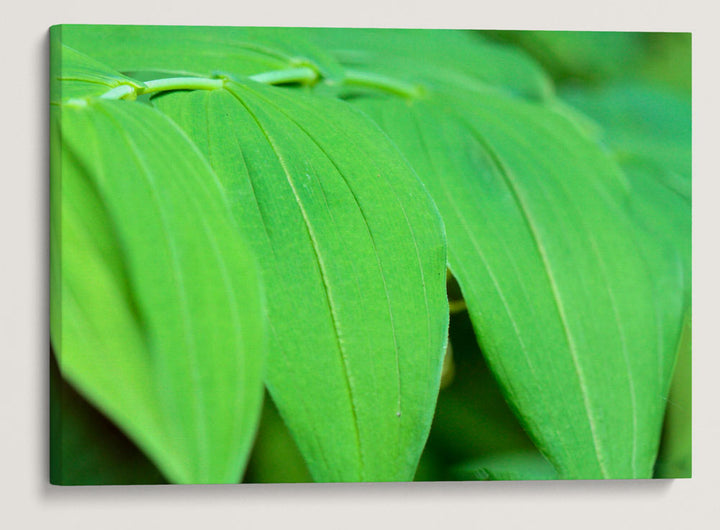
[96,67,420,102]
[98,66,320,102]
[142,77,225,96]
[249,67,318,86]
[343,69,424,99]
[99,84,137,100]
[99,77,225,101]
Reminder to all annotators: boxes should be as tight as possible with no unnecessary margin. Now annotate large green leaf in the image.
[56,24,344,82]
[561,84,692,478]
[297,28,553,101]
[621,157,690,373]
[559,82,691,425]
[51,96,266,484]
[353,86,678,479]
[153,79,448,482]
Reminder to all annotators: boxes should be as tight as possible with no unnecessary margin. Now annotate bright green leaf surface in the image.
[153,79,448,482]
[51,97,266,484]
[49,25,690,484]
[355,88,677,479]
[622,158,690,370]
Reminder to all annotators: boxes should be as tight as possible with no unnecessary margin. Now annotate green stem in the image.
[99,77,225,101]
[99,84,137,100]
[343,69,424,99]
[141,77,225,96]
[99,67,320,102]
[96,66,419,103]
[249,66,318,86]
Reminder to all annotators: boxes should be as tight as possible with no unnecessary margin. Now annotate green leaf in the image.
[560,82,691,412]
[561,83,692,185]
[623,158,690,354]
[49,33,144,103]
[50,352,168,485]
[298,28,553,101]
[486,30,646,84]
[353,87,678,479]
[428,311,540,467]
[51,96,266,484]
[153,79,448,482]
[56,24,344,82]
[654,312,691,478]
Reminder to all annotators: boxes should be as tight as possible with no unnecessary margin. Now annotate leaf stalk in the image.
[342,69,424,99]
[249,66,318,86]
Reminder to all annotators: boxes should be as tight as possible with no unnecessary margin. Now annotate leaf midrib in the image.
[457,113,615,478]
[223,87,367,479]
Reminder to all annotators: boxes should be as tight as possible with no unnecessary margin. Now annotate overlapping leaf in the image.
[50,353,167,485]
[49,34,145,103]
[153,79,448,482]
[352,84,679,478]
[560,83,692,476]
[426,310,547,481]
[486,30,646,84]
[49,26,690,484]
[298,28,553,101]
[51,93,266,483]
[56,24,344,82]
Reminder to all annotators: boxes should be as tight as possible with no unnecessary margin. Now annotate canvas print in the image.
[49,25,691,485]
